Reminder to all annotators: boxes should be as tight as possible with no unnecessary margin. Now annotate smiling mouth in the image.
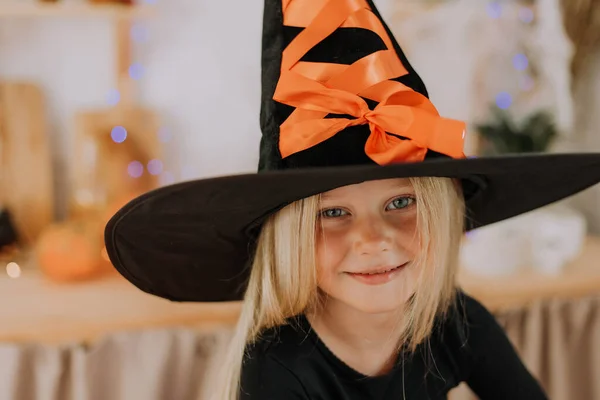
[349,262,409,276]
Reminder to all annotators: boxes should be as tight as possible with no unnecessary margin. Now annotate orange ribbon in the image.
[274,0,466,165]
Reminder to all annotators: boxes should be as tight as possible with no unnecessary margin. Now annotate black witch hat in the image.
[104,0,600,302]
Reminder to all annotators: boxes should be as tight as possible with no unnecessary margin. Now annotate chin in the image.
[322,279,416,315]
[345,288,414,314]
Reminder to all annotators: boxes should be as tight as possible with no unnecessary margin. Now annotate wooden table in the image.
[2,236,600,345]
[0,271,241,345]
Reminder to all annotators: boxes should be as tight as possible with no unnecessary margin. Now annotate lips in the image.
[348,262,409,276]
[345,262,409,286]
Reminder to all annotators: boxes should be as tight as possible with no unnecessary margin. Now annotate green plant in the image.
[476,108,558,155]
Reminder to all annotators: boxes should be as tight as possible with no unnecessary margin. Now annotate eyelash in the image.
[318,196,416,219]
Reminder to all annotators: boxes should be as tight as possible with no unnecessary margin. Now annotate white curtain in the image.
[0,328,232,400]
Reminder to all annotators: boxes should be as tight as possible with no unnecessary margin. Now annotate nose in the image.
[353,215,393,255]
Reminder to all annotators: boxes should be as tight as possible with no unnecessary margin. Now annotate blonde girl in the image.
[105,0,600,399]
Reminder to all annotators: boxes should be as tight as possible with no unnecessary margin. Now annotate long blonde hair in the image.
[211,177,465,400]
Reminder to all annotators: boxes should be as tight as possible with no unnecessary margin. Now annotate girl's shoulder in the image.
[240,316,316,399]
[431,290,510,378]
[446,289,503,341]
[243,315,315,366]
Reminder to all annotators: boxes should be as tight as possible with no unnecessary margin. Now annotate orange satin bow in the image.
[274,0,466,165]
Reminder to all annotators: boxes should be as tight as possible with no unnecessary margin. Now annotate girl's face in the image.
[315,178,420,315]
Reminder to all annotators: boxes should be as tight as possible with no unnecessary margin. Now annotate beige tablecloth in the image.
[0,328,232,400]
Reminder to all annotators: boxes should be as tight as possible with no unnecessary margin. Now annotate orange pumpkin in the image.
[36,218,108,283]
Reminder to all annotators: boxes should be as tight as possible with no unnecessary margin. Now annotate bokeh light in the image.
[147,159,164,176]
[111,126,127,143]
[128,161,144,178]
[513,53,529,71]
[495,92,512,109]
[129,63,144,80]
[6,262,21,279]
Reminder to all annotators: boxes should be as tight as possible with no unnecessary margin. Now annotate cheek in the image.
[315,229,349,283]
[390,214,420,258]
[316,229,351,294]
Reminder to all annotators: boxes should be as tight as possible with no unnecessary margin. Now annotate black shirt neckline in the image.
[295,313,403,384]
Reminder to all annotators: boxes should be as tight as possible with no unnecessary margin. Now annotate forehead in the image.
[320,178,413,200]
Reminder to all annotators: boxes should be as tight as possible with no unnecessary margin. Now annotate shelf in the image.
[0,2,155,19]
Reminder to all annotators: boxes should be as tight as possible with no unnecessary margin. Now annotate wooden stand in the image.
[0,82,54,245]
[70,106,162,218]
[69,6,162,218]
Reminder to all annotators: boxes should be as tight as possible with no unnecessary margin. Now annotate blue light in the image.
[495,92,512,109]
[486,2,502,19]
[106,89,120,106]
[513,53,529,71]
[111,126,127,143]
[129,63,144,80]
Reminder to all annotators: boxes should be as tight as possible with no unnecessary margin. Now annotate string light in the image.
[6,262,21,279]
[488,3,536,109]
[118,1,177,191]
[111,126,128,143]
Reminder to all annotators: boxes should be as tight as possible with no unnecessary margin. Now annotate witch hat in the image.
[104,0,600,302]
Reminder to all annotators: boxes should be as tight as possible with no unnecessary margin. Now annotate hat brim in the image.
[105,153,600,302]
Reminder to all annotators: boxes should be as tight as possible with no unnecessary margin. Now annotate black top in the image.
[240,291,548,399]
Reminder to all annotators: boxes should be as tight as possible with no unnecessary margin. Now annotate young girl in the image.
[104,0,600,399]
[229,176,546,399]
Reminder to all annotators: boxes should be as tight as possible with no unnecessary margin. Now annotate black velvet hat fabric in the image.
[104,0,600,302]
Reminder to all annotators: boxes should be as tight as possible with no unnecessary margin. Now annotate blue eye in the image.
[320,208,347,218]
[386,196,415,211]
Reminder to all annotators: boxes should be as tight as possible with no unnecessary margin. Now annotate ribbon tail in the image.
[369,106,466,159]
[364,125,427,165]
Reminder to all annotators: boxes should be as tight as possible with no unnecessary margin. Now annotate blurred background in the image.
[0,0,600,399]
